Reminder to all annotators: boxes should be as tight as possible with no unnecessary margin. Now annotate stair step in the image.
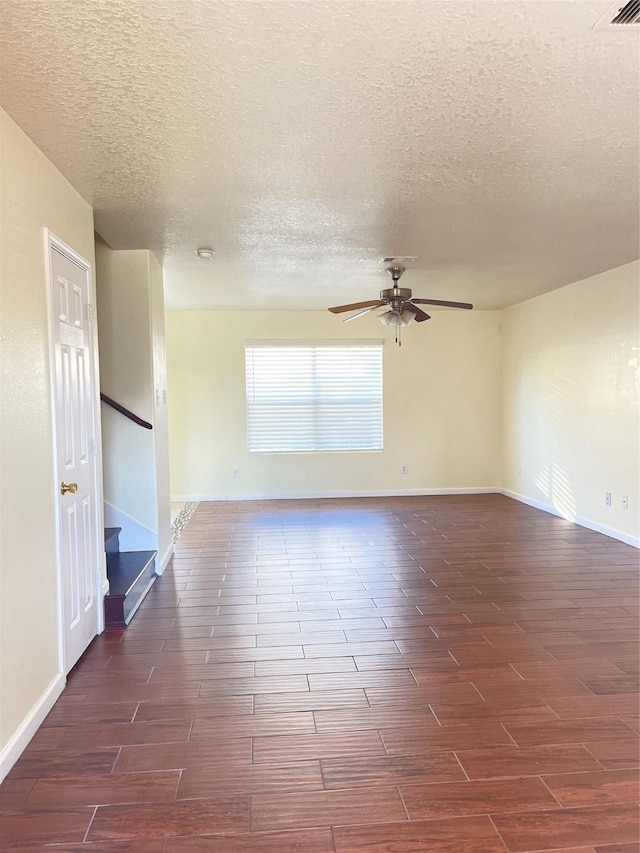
[104,550,157,627]
[106,550,156,595]
[104,527,122,555]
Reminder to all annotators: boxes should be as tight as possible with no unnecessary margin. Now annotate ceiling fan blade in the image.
[328,300,385,314]
[410,298,473,310]
[404,304,431,323]
[343,305,381,323]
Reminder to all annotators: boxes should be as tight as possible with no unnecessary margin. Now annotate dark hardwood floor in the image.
[1,494,639,851]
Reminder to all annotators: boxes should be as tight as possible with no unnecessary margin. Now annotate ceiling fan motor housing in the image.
[380,286,412,311]
[380,287,412,301]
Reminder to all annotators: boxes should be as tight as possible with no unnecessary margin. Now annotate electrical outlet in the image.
[232,468,240,478]
[401,464,408,474]
[605,491,612,506]
[621,494,629,510]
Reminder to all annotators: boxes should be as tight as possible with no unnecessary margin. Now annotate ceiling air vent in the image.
[594,0,640,28]
[380,256,418,266]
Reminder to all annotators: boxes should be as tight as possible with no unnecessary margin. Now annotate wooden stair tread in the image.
[106,550,156,597]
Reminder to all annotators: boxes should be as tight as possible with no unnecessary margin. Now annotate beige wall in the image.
[95,246,157,532]
[149,252,172,565]
[501,261,640,544]
[166,309,502,498]
[95,245,172,564]
[0,109,96,758]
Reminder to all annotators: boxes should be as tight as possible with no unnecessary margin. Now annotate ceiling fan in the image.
[328,266,473,345]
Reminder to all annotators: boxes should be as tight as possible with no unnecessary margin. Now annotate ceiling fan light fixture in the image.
[377,310,395,327]
[378,309,412,327]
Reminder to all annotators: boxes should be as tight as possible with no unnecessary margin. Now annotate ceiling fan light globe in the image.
[400,309,416,325]
[378,310,403,327]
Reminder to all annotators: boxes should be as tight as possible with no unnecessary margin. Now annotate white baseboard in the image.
[500,488,640,549]
[0,672,66,783]
[171,487,499,502]
[157,543,174,575]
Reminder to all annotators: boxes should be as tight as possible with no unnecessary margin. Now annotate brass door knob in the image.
[60,481,78,495]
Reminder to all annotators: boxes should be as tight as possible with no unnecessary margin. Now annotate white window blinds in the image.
[245,341,383,452]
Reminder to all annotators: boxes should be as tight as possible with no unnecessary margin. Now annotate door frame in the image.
[44,229,106,676]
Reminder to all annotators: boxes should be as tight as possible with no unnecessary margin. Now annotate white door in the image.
[48,237,100,672]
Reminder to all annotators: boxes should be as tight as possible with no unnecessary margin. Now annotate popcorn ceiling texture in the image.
[1,0,638,310]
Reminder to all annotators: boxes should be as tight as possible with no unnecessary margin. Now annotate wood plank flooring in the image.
[1,494,639,851]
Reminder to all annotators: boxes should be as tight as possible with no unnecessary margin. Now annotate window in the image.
[245,340,383,452]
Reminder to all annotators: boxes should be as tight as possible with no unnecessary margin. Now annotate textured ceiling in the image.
[1,0,638,310]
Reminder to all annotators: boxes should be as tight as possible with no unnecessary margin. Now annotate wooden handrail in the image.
[100,393,153,430]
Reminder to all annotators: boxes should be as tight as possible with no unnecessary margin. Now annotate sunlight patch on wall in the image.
[534,462,577,521]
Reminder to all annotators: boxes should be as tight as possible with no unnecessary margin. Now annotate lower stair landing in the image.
[104,527,157,627]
